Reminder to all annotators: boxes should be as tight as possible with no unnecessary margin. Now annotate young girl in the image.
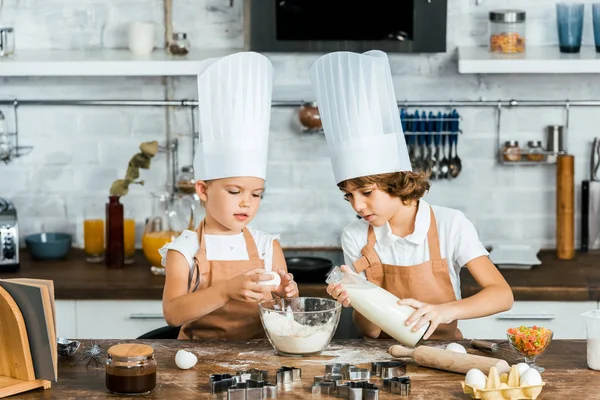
[161,52,298,340]
[311,50,513,341]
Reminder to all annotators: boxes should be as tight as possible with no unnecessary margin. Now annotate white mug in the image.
[128,21,155,55]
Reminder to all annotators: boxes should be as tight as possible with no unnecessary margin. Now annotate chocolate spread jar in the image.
[106,344,157,395]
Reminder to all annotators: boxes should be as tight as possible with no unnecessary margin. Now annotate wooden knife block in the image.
[0,286,51,398]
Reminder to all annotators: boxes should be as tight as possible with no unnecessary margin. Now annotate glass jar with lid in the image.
[503,140,521,162]
[526,140,545,162]
[489,10,526,54]
[176,165,195,195]
[106,343,157,395]
[169,32,189,56]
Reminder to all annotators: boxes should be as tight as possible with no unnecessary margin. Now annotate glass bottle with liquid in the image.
[142,192,181,275]
[326,266,429,347]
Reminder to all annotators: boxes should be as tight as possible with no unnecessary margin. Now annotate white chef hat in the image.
[309,50,411,184]
[194,52,273,181]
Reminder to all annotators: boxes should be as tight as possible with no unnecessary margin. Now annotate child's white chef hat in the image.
[309,50,411,184]
[194,52,273,181]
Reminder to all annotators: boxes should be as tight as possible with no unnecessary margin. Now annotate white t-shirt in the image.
[341,200,488,300]
[159,227,280,281]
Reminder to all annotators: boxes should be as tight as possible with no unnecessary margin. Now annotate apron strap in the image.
[427,209,443,262]
[241,227,261,264]
[354,225,384,285]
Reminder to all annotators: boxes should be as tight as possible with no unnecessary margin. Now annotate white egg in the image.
[516,362,530,376]
[175,349,198,370]
[258,271,281,287]
[446,342,467,354]
[520,368,542,387]
[465,369,487,390]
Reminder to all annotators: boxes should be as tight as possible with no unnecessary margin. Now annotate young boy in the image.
[161,52,299,340]
[311,50,513,341]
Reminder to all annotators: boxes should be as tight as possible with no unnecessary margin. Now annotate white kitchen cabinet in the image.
[458,301,598,340]
[55,300,77,339]
[75,300,167,339]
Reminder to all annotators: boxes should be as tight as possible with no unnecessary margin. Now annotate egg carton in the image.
[461,365,545,400]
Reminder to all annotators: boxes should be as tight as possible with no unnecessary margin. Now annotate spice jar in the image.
[489,10,526,54]
[106,344,157,395]
[176,165,196,195]
[526,140,545,162]
[0,27,15,57]
[298,102,323,133]
[169,32,189,56]
[503,140,521,162]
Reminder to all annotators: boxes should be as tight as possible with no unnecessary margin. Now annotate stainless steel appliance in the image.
[244,0,448,53]
[0,197,19,272]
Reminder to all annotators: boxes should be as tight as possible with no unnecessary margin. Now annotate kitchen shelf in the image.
[458,46,600,74]
[0,48,240,77]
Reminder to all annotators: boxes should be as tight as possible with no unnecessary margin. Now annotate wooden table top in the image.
[9,339,599,399]
[3,249,600,301]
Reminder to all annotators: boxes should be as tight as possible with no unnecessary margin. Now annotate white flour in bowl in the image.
[261,311,334,355]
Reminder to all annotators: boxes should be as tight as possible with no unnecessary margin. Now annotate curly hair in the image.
[337,171,431,204]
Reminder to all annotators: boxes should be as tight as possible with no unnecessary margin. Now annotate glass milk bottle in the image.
[582,309,600,370]
[326,266,429,347]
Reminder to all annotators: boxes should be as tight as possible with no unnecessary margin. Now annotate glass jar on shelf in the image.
[175,165,195,195]
[489,10,526,54]
[526,140,545,162]
[0,27,15,58]
[169,32,189,56]
[503,140,521,162]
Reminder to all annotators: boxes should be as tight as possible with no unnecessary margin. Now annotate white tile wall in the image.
[2,0,600,249]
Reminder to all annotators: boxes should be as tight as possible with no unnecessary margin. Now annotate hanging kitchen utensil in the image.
[448,109,462,179]
[439,113,450,179]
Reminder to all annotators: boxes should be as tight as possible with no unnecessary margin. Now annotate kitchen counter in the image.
[8,339,597,399]
[4,249,600,301]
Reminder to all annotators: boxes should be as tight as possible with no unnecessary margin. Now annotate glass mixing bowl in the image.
[258,297,341,357]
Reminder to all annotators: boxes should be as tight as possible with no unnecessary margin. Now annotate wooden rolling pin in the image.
[389,345,510,375]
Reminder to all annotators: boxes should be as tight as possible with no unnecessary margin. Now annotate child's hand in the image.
[326,265,353,307]
[397,298,458,340]
[227,269,277,303]
[272,269,299,298]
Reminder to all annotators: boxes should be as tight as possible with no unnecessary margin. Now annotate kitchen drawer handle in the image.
[496,314,555,321]
[129,313,165,320]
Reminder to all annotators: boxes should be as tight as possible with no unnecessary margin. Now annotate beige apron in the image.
[353,208,462,340]
[178,220,272,340]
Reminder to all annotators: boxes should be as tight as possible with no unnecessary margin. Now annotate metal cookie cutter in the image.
[370,361,405,379]
[347,366,371,381]
[236,368,269,383]
[210,373,239,394]
[325,364,370,381]
[275,366,301,385]
[314,373,344,387]
[312,381,336,395]
[337,381,379,400]
[383,376,411,396]
[227,380,277,400]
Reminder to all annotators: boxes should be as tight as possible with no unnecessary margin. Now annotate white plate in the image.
[489,244,541,270]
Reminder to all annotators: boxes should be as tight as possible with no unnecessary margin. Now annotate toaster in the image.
[0,197,19,272]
